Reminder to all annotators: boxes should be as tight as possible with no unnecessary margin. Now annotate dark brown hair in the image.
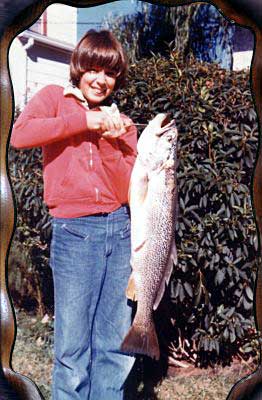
[70,30,128,90]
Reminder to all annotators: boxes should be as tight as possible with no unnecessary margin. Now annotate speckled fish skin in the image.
[121,114,178,360]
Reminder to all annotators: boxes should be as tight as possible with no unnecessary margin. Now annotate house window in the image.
[29,11,47,35]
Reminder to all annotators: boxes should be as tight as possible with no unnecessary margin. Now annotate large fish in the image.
[121,113,178,360]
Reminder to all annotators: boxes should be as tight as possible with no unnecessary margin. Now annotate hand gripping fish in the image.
[120,113,178,360]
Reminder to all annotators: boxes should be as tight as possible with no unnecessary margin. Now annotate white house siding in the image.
[233,51,253,71]
[25,45,71,102]
[46,3,77,45]
[9,3,76,110]
[8,37,28,108]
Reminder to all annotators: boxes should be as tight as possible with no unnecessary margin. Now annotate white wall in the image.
[46,3,77,45]
[233,51,253,71]
[9,37,72,109]
[9,3,76,109]
[26,51,71,101]
[8,38,27,109]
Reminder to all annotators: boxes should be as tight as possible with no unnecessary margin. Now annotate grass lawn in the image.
[11,310,258,400]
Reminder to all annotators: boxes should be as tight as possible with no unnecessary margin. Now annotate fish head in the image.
[152,121,178,172]
[137,113,178,172]
[137,113,169,155]
[158,119,178,153]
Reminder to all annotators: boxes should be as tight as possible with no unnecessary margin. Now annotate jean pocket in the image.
[61,223,90,240]
[119,220,131,239]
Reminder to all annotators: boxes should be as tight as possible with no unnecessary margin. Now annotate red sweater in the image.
[11,85,137,218]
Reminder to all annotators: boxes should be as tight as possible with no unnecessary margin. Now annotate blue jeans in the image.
[50,206,135,400]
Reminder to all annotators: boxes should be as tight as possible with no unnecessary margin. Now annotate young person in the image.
[11,30,137,400]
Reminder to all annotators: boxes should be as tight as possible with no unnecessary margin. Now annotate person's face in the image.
[79,67,117,107]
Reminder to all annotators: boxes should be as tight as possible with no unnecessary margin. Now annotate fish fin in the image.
[120,322,160,360]
[126,272,137,302]
[128,157,148,206]
[153,240,177,311]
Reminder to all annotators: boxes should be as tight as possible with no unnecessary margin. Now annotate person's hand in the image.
[102,116,133,138]
[86,110,130,138]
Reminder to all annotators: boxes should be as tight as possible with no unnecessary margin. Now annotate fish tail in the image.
[120,322,160,360]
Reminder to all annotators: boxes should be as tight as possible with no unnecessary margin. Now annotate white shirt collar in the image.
[63,84,89,109]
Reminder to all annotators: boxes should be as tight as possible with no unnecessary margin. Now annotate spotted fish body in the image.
[121,114,178,360]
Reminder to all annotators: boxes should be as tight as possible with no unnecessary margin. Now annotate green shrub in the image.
[8,53,259,366]
[112,54,258,367]
[8,114,53,315]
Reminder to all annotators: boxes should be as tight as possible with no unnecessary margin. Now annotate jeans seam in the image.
[88,253,108,400]
[61,223,90,240]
